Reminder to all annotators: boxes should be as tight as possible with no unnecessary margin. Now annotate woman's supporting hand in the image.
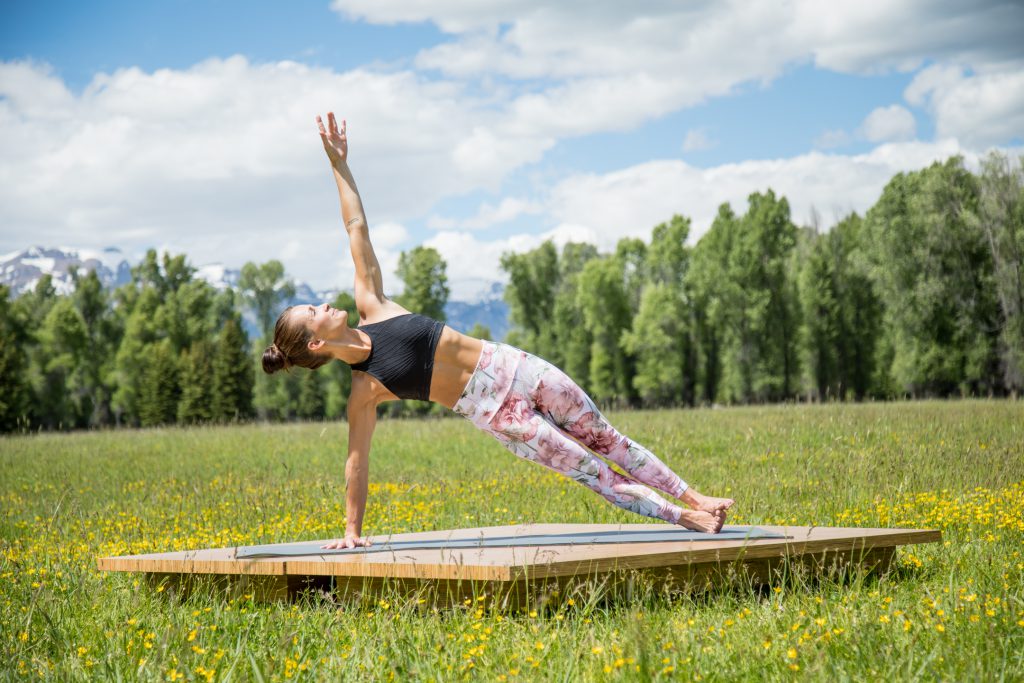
[316,112,348,167]
[320,534,372,550]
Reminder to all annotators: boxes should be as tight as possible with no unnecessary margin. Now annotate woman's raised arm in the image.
[317,112,386,313]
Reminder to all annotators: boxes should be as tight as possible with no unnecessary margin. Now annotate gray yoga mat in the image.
[235,526,786,558]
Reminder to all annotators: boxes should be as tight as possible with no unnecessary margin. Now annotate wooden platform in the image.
[97,524,941,607]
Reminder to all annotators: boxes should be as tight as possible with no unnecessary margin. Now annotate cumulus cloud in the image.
[906,64,1024,147]
[422,229,547,299]
[682,128,716,152]
[0,57,537,289]
[333,0,1024,147]
[858,105,917,142]
[545,138,976,252]
[429,197,542,231]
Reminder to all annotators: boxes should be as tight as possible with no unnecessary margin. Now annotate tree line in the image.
[1,152,1020,432]
[0,243,461,432]
[500,153,1023,406]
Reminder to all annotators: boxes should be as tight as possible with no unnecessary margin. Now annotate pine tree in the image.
[295,369,325,420]
[177,340,214,424]
[212,316,254,422]
[0,286,30,432]
[139,340,180,427]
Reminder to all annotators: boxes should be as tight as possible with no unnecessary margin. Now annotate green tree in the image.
[552,242,599,389]
[295,369,326,420]
[622,282,687,405]
[70,267,118,426]
[500,241,559,359]
[577,252,635,406]
[466,323,492,340]
[239,260,295,339]
[177,340,214,424]
[396,246,449,321]
[797,227,842,400]
[686,205,742,403]
[971,151,1024,394]
[111,286,162,425]
[35,298,90,429]
[620,216,698,407]
[865,157,1000,396]
[212,316,254,422]
[0,286,30,431]
[138,340,180,427]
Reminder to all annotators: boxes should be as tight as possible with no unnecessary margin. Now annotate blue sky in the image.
[1,1,1021,298]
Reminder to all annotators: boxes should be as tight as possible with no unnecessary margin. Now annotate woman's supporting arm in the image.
[317,113,386,310]
[319,389,376,550]
[343,395,376,541]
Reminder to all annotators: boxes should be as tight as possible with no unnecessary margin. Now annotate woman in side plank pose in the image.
[262,112,735,549]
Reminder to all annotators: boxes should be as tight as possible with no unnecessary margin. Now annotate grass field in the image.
[2,400,1023,681]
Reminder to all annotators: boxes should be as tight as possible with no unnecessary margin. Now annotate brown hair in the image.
[261,306,333,374]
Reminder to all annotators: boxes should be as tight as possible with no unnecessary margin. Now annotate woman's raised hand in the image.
[316,112,348,166]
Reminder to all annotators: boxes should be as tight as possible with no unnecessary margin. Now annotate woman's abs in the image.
[428,326,486,409]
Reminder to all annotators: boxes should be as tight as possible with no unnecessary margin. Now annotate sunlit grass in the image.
[2,400,1022,680]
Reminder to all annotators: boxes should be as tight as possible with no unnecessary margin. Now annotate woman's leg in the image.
[520,351,734,514]
[520,354,688,498]
[483,407,723,531]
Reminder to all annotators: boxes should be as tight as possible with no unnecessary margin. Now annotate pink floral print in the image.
[453,342,691,525]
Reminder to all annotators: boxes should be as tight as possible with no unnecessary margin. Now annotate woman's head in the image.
[261,303,350,374]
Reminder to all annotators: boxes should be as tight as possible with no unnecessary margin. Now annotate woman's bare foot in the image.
[680,488,735,514]
[676,508,726,534]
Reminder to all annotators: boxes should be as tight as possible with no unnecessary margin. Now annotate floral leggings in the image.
[453,342,690,525]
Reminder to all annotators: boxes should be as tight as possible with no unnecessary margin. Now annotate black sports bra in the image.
[349,313,445,401]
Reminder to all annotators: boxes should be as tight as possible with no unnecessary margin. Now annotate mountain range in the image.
[1,246,509,341]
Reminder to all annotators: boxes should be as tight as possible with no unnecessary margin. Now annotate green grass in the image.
[2,400,1023,681]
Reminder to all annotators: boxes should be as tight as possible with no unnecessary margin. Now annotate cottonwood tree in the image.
[396,246,450,322]
[971,152,1024,394]
[866,157,1001,396]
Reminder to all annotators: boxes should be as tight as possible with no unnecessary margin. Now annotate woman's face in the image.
[293,302,349,344]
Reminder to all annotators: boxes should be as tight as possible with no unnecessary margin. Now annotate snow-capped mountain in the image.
[0,245,132,296]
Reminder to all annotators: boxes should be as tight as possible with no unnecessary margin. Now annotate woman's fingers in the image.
[318,536,373,549]
[316,115,327,136]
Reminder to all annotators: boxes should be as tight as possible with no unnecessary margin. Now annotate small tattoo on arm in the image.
[346,217,362,227]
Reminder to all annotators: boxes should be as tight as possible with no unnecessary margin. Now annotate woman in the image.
[262,112,735,550]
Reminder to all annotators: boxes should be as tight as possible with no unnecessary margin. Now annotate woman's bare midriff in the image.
[428,326,485,409]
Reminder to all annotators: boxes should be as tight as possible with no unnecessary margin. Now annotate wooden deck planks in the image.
[98,524,941,584]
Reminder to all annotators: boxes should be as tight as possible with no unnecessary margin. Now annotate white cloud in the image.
[329,0,1024,175]
[858,105,917,142]
[905,64,1024,148]
[546,138,979,252]
[682,128,716,152]
[369,221,411,248]
[417,138,1014,296]
[0,57,537,290]
[430,197,542,231]
[422,229,546,299]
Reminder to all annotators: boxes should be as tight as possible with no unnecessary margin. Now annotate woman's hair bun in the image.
[261,344,289,374]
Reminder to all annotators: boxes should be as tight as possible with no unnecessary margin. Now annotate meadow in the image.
[2,400,1023,681]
